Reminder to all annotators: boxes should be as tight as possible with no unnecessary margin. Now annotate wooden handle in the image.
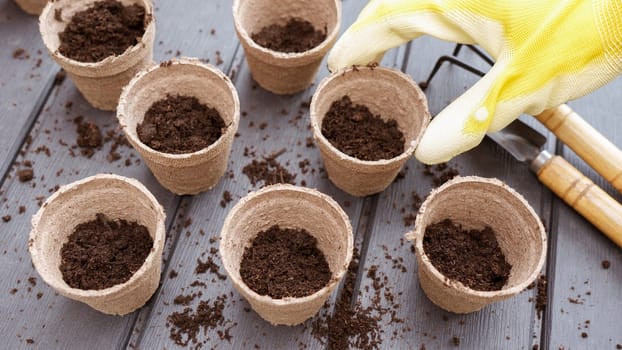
[536,104,622,193]
[538,155,622,248]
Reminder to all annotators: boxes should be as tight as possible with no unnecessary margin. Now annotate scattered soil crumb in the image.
[166,294,234,346]
[75,117,102,158]
[312,248,394,350]
[402,191,423,227]
[195,257,227,280]
[13,48,28,59]
[452,337,460,346]
[423,163,460,187]
[220,191,232,208]
[242,149,295,187]
[530,275,548,319]
[54,70,66,86]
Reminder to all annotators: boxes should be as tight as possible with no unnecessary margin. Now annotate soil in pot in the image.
[60,213,154,290]
[251,18,326,53]
[136,94,227,154]
[58,0,147,63]
[321,95,405,161]
[239,225,331,299]
[422,219,512,291]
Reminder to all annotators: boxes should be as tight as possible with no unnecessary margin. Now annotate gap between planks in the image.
[0,69,60,189]
[122,42,243,350]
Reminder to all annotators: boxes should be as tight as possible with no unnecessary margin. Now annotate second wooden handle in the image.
[538,155,622,248]
[536,104,622,193]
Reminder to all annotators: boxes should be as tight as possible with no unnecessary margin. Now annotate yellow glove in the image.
[328,0,622,164]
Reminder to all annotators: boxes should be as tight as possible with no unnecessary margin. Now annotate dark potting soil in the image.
[322,96,405,161]
[60,213,153,290]
[239,225,331,299]
[167,294,231,346]
[423,163,460,188]
[76,120,102,148]
[18,169,34,182]
[534,275,548,319]
[423,219,512,291]
[251,18,326,53]
[58,0,147,63]
[602,260,611,269]
[137,95,226,154]
[242,149,296,187]
[75,117,103,158]
[311,247,392,350]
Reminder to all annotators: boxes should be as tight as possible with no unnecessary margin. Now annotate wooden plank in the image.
[0,0,244,348]
[545,76,622,350]
[0,77,180,349]
[0,0,58,181]
[351,37,556,350]
[130,57,366,350]
[131,3,408,349]
[150,0,239,64]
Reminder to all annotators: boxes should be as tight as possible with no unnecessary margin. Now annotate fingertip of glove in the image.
[414,146,453,165]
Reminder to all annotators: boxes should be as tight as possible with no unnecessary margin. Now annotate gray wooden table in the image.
[1,0,621,349]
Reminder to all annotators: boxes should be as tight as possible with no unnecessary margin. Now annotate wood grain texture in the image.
[537,155,622,249]
[0,77,180,349]
[0,0,621,348]
[0,0,243,347]
[545,76,622,350]
[537,104,622,193]
[0,0,58,180]
[131,1,407,347]
[349,38,557,350]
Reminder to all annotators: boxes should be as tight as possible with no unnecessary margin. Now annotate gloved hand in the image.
[328,0,622,164]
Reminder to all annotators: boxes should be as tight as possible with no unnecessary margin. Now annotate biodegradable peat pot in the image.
[39,0,155,110]
[405,176,547,313]
[220,184,353,325]
[117,58,240,195]
[15,0,47,15]
[29,174,166,315]
[232,0,341,94]
[310,66,431,196]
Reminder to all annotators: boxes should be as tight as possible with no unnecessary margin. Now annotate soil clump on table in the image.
[423,219,512,291]
[137,94,226,154]
[58,0,147,62]
[242,149,296,187]
[18,168,34,182]
[166,233,235,346]
[240,225,331,299]
[322,95,404,161]
[167,294,231,346]
[75,117,103,158]
[60,213,153,290]
[251,18,326,53]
